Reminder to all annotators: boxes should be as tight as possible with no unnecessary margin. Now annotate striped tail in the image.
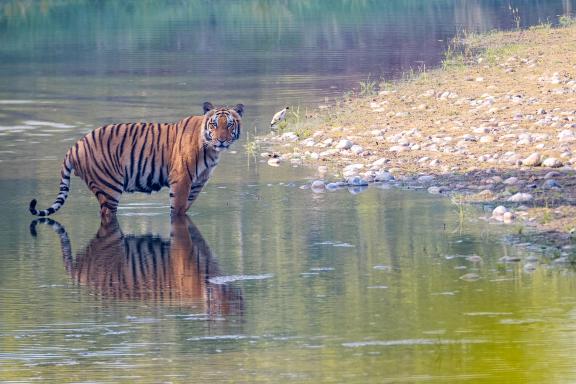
[29,152,73,217]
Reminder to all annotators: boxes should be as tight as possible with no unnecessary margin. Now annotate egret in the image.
[270,106,289,127]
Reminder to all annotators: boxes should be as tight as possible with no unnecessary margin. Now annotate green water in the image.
[2,1,576,383]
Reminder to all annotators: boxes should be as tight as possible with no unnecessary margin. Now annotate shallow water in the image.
[2,1,576,383]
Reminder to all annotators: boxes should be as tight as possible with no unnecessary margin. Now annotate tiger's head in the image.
[202,102,244,151]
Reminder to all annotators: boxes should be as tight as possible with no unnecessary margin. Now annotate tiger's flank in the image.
[29,102,244,221]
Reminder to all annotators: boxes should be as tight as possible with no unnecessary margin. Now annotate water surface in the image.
[2,1,576,382]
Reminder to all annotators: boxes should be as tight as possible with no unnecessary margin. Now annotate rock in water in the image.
[347,176,369,187]
[311,180,325,189]
[492,205,508,217]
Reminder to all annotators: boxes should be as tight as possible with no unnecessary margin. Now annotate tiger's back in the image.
[71,121,178,194]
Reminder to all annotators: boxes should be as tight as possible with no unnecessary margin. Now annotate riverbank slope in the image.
[263,20,576,251]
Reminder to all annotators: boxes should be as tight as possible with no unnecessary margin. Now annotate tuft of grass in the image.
[359,74,377,97]
[508,3,521,30]
[273,104,317,139]
[441,29,475,70]
[483,43,522,65]
[559,15,576,27]
[244,128,260,165]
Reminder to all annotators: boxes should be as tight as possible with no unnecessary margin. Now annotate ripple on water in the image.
[208,274,274,285]
[186,335,259,342]
[23,120,75,129]
[313,241,355,248]
[342,338,488,348]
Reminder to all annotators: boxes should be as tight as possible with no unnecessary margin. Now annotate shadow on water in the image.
[29,216,244,317]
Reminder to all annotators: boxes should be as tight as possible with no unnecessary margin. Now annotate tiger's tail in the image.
[29,151,74,217]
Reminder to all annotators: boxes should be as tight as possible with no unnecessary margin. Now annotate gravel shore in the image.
[261,22,576,252]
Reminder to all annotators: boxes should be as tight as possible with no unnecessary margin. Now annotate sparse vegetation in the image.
[266,15,576,247]
[358,74,378,97]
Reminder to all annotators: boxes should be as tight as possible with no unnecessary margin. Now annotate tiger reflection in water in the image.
[30,216,243,317]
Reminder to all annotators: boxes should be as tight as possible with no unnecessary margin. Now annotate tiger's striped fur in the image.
[29,102,243,220]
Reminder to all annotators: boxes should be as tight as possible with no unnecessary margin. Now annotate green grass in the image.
[559,15,576,27]
[273,104,317,139]
[358,74,377,97]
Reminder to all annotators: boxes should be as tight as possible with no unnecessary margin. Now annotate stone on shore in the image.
[336,139,353,149]
[542,157,562,168]
[521,152,542,167]
[507,193,533,203]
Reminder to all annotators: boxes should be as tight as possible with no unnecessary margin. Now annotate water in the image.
[2,1,576,382]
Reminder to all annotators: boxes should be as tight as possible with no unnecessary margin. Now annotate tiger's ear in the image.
[233,103,244,117]
[203,102,214,114]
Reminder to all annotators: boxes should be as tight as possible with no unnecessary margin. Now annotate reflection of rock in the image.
[29,217,243,317]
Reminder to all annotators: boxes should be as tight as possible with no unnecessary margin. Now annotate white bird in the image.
[270,106,289,127]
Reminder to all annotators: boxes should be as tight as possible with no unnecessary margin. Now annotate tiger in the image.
[29,216,244,315]
[29,102,244,221]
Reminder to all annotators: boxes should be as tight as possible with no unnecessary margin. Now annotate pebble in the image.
[477,190,495,199]
[542,179,561,189]
[558,129,575,142]
[372,158,389,167]
[542,157,563,168]
[267,158,281,167]
[467,255,483,263]
[350,144,364,155]
[459,273,480,281]
[524,263,537,272]
[347,176,369,187]
[503,211,515,221]
[280,132,299,142]
[342,163,364,178]
[427,186,447,194]
[499,256,522,263]
[418,175,435,183]
[311,180,325,189]
[335,139,353,150]
[521,152,542,167]
[544,171,561,179]
[374,172,394,182]
[507,193,533,203]
[503,177,518,185]
[326,182,346,191]
[492,205,508,216]
[480,135,495,143]
[389,145,408,152]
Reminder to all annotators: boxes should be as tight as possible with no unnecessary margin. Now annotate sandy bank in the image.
[261,21,576,252]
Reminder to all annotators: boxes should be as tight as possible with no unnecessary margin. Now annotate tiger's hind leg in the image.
[93,188,122,224]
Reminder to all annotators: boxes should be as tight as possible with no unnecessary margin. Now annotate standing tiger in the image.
[29,102,243,221]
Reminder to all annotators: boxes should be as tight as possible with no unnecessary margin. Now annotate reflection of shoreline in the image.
[30,217,243,317]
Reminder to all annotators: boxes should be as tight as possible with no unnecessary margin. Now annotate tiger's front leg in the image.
[186,169,210,208]
[169,179,192,216]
